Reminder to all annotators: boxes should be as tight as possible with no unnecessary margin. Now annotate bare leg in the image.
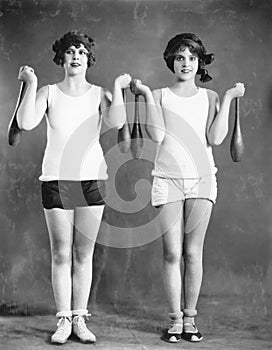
[183,199,213,311]
[160,201,184,314]
[44,208,74,313]
[72,205,104,310]
[181,198,213,342]
[159,201,184,342]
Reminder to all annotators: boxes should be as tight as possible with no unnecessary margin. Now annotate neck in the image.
[175,77,197,88]
[171,79,198,97]
[58,73,91,96]
[64,73,88,87]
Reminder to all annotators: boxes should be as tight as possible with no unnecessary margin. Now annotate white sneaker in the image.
[51,317,72,344]
[73,315,96,343]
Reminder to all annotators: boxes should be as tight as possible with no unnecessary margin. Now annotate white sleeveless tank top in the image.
[39,84,108,181]
[152,87,217,178]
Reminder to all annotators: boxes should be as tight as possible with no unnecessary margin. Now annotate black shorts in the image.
[41,180,106,210]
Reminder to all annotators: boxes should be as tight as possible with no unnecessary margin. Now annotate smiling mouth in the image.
[71,63,81,67]
[181,69,191,73]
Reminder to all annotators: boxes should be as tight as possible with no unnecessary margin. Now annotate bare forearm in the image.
[143,90,165,143]
[17,81,38,130]
[208,83,245,145]
[106,82,126,129]
[208,93,232,145]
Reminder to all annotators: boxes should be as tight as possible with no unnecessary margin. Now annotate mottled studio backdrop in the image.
[0,0,271,317]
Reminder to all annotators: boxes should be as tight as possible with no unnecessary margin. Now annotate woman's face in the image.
[173,46,199,81]
[63,44,89,75]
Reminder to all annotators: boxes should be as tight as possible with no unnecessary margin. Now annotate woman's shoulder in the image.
[203,88,218,99]
[202,88,219,104]
[152,86,168,97]
[37,84,52,97]
[152,88,162,95]
[90,83,105,98]
[152,86,168,92]
[38,83,58,93]
[152,87,165,103]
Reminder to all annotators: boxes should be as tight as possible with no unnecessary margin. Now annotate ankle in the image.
[183,309,197,324]
[168,310,183,326]
[72,309,90,317]
[56,310,72,319]
[183,308,197,317]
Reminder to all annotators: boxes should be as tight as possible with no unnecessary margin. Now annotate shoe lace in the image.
[56,317,71,333]
[183,318,198,333]
[169,322,183,333]
[73,314,92,333]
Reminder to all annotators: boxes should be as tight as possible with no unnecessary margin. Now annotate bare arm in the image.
[104,73,131,129]
[145,88,165,143]
[131,80,165,143]
[16,66,47,131]
[206,83,245,146]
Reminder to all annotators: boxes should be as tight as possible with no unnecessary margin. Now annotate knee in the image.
[73,247,93,265]
[183,248,202,265]
[52,248,71,265]
[163,249,181,265]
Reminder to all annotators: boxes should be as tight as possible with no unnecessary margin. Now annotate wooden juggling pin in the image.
[118,89,131,153]
[230,97,245,162]
[130,79,143,159]
[7,82,26,146]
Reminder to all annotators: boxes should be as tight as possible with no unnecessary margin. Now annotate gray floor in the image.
[0,296,271,350]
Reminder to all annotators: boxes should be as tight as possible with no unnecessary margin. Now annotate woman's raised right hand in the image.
[18,65,37,84]
[114,73,132,90]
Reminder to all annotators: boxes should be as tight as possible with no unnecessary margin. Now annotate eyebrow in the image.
[175,53,197,57]
[67,46,88,50]
[66,47,89,53]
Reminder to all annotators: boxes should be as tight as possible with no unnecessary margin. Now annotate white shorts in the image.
[151,175,217,206]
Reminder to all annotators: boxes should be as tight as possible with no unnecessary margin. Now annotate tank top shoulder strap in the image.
[199,87,208,98]
[160,87,168,105]
[47,84,57,108]
[161,87,168,97]
[90,84,102,104]
[204,87,214,105]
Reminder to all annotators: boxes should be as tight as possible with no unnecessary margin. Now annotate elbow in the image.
[208,137,222,146]
[103,118,123,130]
[112,118,126,129]
[104,116,126,130]
[18,120,34,131]
[17,113,35,131]
[116,122,126,130]
[146,128,165,143]
[21,126,33,131]
[154,131,165,143]
[207,130,228,146]
[20,124,33,131]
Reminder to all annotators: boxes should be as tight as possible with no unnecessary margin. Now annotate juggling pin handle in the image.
[8,81,26,146]
[118,89,131,153]
[230,97,245,162]
[130,93,144,159]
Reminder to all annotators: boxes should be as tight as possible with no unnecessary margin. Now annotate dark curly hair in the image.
[163,33,214,82]
[52,31,96,68]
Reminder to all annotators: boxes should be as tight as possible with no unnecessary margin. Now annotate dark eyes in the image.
[175,56,197,61]
[65,50,88,55]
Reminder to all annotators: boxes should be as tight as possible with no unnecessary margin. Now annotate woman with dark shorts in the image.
[16,31,131,344]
